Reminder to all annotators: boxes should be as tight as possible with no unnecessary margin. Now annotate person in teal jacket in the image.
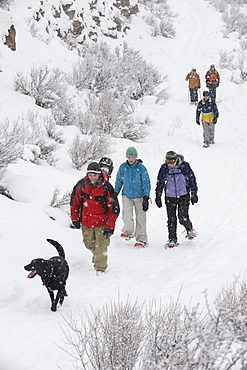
[114,147,151,248]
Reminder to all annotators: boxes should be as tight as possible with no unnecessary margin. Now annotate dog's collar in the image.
[43,265,55,286]
[48,265,55,280]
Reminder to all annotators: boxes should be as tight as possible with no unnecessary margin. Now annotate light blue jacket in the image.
[115,159,151,199]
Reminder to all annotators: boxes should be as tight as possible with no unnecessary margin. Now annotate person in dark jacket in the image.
[205,64,220,100]
[115,146,151,248]
[155,151,198,248]
[70,162,119,274]
[99,157,114,178]
[196,90,219,148]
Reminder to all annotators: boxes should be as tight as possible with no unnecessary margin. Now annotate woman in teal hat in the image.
[114,147,151,248]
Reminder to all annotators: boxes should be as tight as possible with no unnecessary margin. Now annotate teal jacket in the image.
[115,159,151,199]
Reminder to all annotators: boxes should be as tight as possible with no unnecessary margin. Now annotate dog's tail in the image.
[46,239,65,259]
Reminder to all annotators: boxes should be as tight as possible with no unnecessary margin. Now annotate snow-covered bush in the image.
[50,94,77,126]
[14,64,66,108]
[67,133,110,170]
[50,186,71,208]
[76,91,143,139]
[122,123,148,142]
[213,276,247,341]
[222,7,247,36]
[219,48,247,82]
[62,277,247,369]
[44,118,64,144]
[142,300,202,369]
[69,42,117,94]
[62,298,144,370]
[209,0,247,12]
[21,111,58,165]
[0,119,24,171]
[69,42,163,99]
[140,0,176,38]
[219,49,235,69]
[0,0,13,10]
[116,43,163,99]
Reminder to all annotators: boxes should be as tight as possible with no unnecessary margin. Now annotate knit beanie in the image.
[126,147,138,158]
[87,162,101,174]
[165,151,178,160]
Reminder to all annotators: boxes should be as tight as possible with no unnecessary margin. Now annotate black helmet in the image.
[203,91,210,97]
[99,157,114,177]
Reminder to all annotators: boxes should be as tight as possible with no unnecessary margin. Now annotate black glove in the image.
[155,194,162,208]
[196,118,200,125]
[198,85,201,89]
[191,192,198,205]
[72,221,81,229]
[212,117,217,124]
[142,196,149,212]
[103,228,114,238]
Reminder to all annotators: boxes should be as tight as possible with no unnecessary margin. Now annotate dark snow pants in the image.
[165,194,193,242]
[189,88,198,103]
[207,85,217,101]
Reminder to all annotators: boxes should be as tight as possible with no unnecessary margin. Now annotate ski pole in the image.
[198,88,201,100]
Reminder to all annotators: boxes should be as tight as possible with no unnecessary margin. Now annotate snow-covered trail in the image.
[1,1,247,369]
[123,0,247,302]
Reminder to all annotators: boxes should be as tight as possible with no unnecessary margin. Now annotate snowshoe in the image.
[185,229,197,240]
[165,240,178,248]
[134,241,148,248]
[120,233,134,241]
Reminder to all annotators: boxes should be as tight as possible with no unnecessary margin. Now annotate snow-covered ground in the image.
[1,0,247,368]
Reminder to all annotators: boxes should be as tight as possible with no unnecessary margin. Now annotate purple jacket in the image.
[155,155,198,198]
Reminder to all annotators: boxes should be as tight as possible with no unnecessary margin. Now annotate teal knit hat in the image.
[165,151,178,160]
[126,146,138,158]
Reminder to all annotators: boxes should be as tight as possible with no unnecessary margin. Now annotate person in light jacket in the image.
[115,147,151,248]
[155,151,198,248]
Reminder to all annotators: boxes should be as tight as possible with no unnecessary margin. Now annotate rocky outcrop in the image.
[4,25,16,51]
[33,0,138,44]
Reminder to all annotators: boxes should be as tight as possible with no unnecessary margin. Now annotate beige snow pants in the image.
[121,195,148,243]
[82,225,110,271]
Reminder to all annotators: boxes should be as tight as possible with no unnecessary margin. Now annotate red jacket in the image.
[70,172,119,230]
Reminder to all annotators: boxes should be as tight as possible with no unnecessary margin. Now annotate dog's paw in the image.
[51,304,57,312]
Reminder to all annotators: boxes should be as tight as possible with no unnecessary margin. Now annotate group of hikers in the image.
[185,64,220,148]
[70,148,198,274]
[69,64,221,274]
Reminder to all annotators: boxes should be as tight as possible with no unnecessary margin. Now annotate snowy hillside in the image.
[1,0,247,369]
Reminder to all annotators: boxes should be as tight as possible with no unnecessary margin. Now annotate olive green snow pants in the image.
[82,225,110,271]
[122,195,148,243]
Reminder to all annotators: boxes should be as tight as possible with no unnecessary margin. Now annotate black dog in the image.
[24,239,69,312]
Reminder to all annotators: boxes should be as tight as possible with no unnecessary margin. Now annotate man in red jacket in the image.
[205,64,220,101]
[70,162,119,274]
